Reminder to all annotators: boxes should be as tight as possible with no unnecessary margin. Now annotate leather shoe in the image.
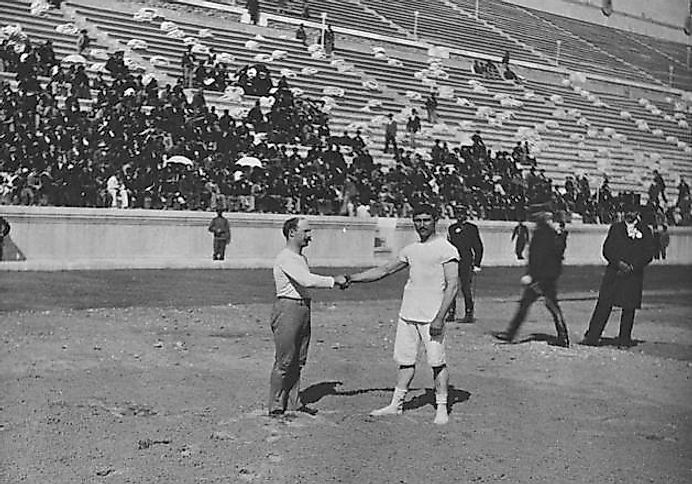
[460,313,475,324]
[493,331,513,343]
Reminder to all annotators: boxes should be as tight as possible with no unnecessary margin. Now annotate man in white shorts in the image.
[347,204,459,424]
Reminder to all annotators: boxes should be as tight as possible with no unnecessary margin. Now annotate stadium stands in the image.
[0,0,690,223]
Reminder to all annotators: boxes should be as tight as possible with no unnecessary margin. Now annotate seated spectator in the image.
[302,0,311,19]
[503,66,518,81]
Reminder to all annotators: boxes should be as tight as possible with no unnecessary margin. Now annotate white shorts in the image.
[393,317,446,367]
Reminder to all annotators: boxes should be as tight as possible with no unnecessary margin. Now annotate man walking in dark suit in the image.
[495,209,569,347]
[511,219,529,260]
[447,206,483,323]
[581,205,655,348]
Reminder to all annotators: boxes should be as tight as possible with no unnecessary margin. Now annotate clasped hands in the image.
[616,260,633,276]
[333,274,352,289]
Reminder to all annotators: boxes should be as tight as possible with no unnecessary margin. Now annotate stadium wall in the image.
[507,0,691,44]
[0,207,691,270]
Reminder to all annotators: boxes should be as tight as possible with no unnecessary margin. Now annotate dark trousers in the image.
[383,134,397,154]
[515,240,526,260]
[449,267,473,317]
[268,298,311,413]
[506,279,568,342]
[584,296,636,343]
[213,238,227,260]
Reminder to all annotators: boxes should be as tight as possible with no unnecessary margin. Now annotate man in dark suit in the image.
[495,209,569,347]
[581,205,655,348]
[447,206,484,323]
[0,216,10,261]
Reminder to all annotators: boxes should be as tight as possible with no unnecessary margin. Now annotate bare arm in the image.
[430,261,459,336]
[349,258,408,284]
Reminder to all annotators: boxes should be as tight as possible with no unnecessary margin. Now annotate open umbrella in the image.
[236,156,262,168]
[61,54,87,65]
[163,155,193,167]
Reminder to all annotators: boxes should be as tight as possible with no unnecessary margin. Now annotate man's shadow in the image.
[514,333,643,348]
[300,381,471,414]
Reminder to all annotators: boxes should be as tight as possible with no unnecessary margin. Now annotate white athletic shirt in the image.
[397,236,459,323]
[273,248,334,300]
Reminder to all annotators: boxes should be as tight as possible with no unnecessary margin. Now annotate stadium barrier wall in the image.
[380,219,692,267]
[0,207,690,270]
[0,207,377,270]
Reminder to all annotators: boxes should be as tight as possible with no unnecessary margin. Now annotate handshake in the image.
[333,274,352,290]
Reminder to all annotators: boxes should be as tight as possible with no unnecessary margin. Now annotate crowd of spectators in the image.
[1,33,690,225]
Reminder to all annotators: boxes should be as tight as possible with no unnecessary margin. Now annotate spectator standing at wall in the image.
[208,208,231,261]
[0,216,10,261]
[406,109,421,149]
[247,0,260,25]
[511,219,529,260]
[383,113,398,156]
[424,91,438,124]
[659,225,669,260]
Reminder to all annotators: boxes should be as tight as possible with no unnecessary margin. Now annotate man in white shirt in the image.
[346,204,459,424]
[268,217,347,416]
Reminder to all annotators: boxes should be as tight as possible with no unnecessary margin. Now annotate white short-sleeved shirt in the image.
[397,236,459,323]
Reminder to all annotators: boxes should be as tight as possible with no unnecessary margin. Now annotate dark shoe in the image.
[460,313,475,324]
[550,338,570,348]
[268,409,285,418]
[493,331,513,343]
[616,339,636,349]
[578,338,599,346]
[296,406,318,416]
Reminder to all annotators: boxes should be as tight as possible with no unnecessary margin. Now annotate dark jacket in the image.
[598,221,655,309]
[527,223,563,281]
[208,215,230,241]
[511,223,529,245]
[0,217,10,240]
[448,221,483,270]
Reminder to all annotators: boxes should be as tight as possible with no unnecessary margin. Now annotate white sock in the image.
[391,387,407,407]
[434,393,448,425]
[370,387,407,416]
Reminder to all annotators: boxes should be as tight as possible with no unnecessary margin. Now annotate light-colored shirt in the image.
[273,248,334,300]
[397,236,458,323]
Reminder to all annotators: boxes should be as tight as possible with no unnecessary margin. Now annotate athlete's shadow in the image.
[301,381,471,414]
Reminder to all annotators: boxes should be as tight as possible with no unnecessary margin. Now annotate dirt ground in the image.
[1,266,691,483]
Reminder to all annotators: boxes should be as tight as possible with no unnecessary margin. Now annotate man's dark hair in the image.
[412,204,437,220]
[282,217,303,239]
